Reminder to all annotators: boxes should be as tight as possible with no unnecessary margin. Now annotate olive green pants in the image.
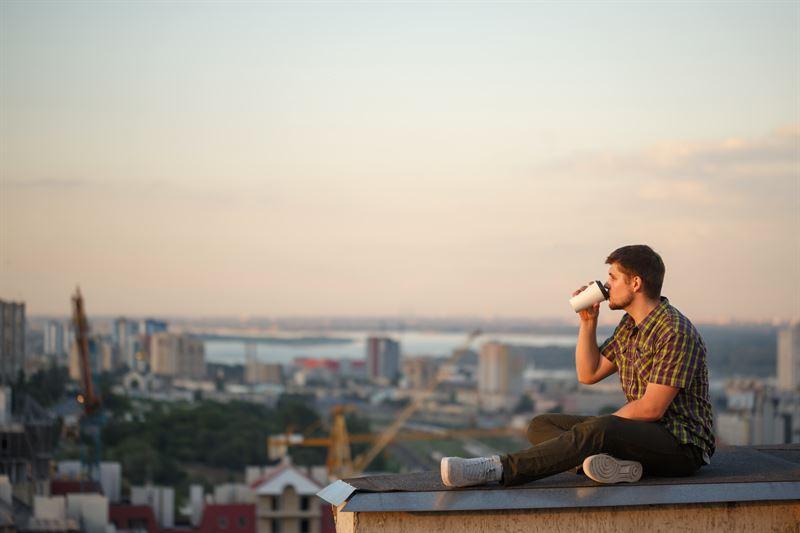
[500,413,704,486]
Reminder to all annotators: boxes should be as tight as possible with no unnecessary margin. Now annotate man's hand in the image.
[572,285,600,322]
[574,285,617,384]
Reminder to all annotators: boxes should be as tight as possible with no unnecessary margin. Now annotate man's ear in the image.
[631,276,643,293]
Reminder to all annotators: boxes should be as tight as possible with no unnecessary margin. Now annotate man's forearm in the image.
[614,399,662,422]
[575,319,601,383]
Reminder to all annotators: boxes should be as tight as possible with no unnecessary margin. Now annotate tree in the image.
[513,395,535,414]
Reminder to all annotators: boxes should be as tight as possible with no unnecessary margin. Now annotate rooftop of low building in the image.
[319,444,800,513]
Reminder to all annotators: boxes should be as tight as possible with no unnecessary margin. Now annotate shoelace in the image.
[464,457,499,480]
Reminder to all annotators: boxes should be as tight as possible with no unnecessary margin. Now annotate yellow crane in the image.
[268,330,525,478]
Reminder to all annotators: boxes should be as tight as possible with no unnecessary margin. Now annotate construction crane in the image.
[72,288,101,416]
[269,329,507,478]
[71,287,104,480]
[268,422,523,479]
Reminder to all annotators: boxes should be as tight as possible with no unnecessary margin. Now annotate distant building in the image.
[130,485,174,529]
[340,359,366,380]
[149,332,206,379]
[366,337,400,383]
[716,379,800,445]
[402,357,439,390]
[198,504,256,533]
[113,318,140,369]
[140,319,167,337]
[109,504,158,533]
[99,462,121,504]
[0,300,25,384]
[44,320,65,357]
[213,483,255,504]
[248,461,325,533]
[0,387,57,506]
[245,359,284,385]
[292,358,340,387]
[63,326,75,362]
[68,337,112,381]
[33,493,107,533]
[778,322,800,392]
[478,342,525,412]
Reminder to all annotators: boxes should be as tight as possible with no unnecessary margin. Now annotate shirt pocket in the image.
[635,345,655,383]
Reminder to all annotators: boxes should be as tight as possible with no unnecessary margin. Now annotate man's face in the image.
[606,263,635,310]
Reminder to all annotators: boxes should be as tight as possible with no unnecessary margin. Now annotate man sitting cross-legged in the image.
[441,245,715,487]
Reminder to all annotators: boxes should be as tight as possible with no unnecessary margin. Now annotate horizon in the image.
[22,309,792,329]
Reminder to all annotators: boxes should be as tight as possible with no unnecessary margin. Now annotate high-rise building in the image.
[113,318,140,369]
[141,319,168,337]
[63,325,75,360]
[0,299,25,385]
[366,337,400,383]
[68,336,112,381]
[478,341,525,411]
[402,357,438,390]
[150,332,206,379]
[778,322,800,392]
[44,320,65,356]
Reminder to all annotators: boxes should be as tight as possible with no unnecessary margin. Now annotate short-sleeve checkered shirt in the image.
[600,297,715,459]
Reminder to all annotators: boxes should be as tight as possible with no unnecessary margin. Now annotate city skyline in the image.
[1,2,798,322]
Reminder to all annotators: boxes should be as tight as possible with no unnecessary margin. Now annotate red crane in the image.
[71,287,101,415]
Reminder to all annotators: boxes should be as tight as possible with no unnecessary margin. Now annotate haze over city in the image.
[1,2,798,323]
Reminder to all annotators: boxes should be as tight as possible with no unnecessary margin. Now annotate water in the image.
[204,330,577,366]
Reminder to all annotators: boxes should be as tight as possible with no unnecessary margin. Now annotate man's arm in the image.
[614,383,679,422]
[575,314,617,385]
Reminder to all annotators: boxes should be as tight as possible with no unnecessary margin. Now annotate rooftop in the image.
[319,445,800,513]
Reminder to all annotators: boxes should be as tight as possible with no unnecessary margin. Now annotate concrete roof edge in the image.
[340,481,800,513]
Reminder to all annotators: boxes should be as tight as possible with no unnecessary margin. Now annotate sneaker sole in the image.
[582,454,642,484]
[441,457,453,487]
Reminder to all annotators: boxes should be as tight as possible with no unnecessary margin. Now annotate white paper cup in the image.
[569,281,610,312]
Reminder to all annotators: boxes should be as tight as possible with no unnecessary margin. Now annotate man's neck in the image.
[625,296,662,326]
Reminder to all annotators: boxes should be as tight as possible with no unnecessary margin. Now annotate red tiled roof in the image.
[51,479,103,495]
[293,358,341,371]
[109,504,158,533]
[198,504,255,533]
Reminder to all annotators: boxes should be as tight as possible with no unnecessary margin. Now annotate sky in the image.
[1,1,798,323]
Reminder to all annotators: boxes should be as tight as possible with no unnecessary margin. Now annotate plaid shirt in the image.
[600,297,715,459]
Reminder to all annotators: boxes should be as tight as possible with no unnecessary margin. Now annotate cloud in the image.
[533,124,799,208]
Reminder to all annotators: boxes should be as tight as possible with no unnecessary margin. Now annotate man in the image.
[440,244,715,487]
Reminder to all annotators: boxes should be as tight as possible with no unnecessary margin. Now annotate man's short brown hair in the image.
[606,245,665,299]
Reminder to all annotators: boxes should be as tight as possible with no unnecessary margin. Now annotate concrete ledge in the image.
[340,480,800,512]
[333,500,800,533]
[320,445,800,532]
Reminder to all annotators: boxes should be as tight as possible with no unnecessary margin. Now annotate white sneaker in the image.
[582,454,643,484]
[440,455,503,487]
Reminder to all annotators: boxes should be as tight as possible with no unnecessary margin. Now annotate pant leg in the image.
[526,413,593,446]
[501,415,702,486]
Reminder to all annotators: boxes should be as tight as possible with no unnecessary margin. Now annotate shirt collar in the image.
[620,296,669,333]
[633,296,669,334]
